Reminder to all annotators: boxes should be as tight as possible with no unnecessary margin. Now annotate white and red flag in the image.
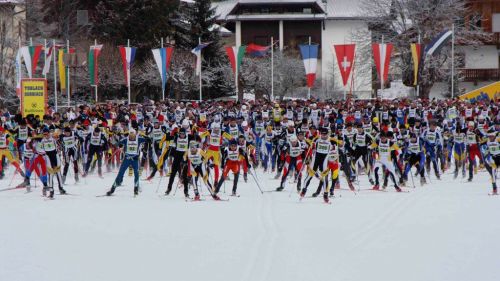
[333,44,356,86]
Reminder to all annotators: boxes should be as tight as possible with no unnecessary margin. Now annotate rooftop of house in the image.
[212,0,385,21]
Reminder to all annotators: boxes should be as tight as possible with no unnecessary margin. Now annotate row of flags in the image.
[14,30,453,98]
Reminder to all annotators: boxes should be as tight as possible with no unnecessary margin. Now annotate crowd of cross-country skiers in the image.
[0,97,499,202]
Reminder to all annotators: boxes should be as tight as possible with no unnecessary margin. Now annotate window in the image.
[254,36,269,46]
[493,13,500,33]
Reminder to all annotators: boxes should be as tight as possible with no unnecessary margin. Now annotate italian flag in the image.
[225,46,246,76]
[89,44,103,86]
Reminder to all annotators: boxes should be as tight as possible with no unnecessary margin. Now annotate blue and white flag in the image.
[191,42,211,76]
[425,30,453,56]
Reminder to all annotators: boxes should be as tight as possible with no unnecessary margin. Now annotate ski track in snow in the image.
[0,168,499,281]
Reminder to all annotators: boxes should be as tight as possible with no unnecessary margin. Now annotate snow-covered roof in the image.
[238,0,319,3]
[213,0,383,20]
[0,0,24,3]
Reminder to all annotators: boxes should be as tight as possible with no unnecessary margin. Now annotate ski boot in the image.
[399,177,406,187]
[18,177,30,189]
[194,194,201,201]
[134,186,139,196]
[106,184,117,196]
[395,186,402,192]
[276,185,284,192]
[62,174,67,185]
[48,188,55,199]
[323,193,329,203]
[59,187,67,195]
[372,184,380,190]
[300,188,307,198]
[75,173,79,183]
[243,173,248,183]
[420,177,426,186]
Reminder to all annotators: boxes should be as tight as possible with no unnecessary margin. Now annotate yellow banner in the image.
[21,79,48,118]
[58,49,67,90]
[459,81,500,102]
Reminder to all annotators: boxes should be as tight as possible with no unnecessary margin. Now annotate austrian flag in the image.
[372,43,393,84]
[299,44,319,88]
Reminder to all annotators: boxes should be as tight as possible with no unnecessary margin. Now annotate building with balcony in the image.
[213,0,375,99]
[460,0,500,89]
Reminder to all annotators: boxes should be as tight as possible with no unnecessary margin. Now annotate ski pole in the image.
[248,169,264,194]
[155,175,163,193]
[8,170,18,187]
[409,165,416,188]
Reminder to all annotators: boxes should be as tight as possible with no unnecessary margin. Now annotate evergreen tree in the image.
[174,0,230,99]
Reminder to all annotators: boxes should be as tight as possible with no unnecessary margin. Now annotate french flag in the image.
[246,43,270,57]
[299,44,318,88]
[119,46,137,85]
[152,47,174,88]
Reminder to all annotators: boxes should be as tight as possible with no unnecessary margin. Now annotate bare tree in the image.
[357,0,488,98]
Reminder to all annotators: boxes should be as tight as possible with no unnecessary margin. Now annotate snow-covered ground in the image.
[0,167,499,281]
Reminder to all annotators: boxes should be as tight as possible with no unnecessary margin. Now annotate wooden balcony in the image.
[460,68,500,82]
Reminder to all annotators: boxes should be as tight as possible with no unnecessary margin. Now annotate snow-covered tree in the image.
[173,0,231,99]
[358,0,488,98]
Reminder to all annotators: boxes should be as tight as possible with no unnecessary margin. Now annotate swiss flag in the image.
[333,44,356,86]
[372,43,393,84]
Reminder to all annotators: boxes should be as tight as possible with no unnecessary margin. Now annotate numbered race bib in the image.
[227,150,239,161]
[127,141,138,155]
[18,128,28,140]
[290,145,302,157]
[177,138,188,151]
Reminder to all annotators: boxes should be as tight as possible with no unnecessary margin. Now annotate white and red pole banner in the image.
[372,43,393,84]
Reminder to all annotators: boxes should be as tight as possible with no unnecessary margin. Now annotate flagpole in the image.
[380,35,384,99]
[236,47,239,102]
[19,36,22,113]
[43,39,47,79]
[127,39,131,104]
[161,37,166,101]
[94,39,98,103]
[199,37,202,103]
[67,39,70,108]
[53,39,58,112]
[416,33,421,98]
[308,36,311,100]
[343,37,347,100]
[271,36,274,101]
[451,24,455,99]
